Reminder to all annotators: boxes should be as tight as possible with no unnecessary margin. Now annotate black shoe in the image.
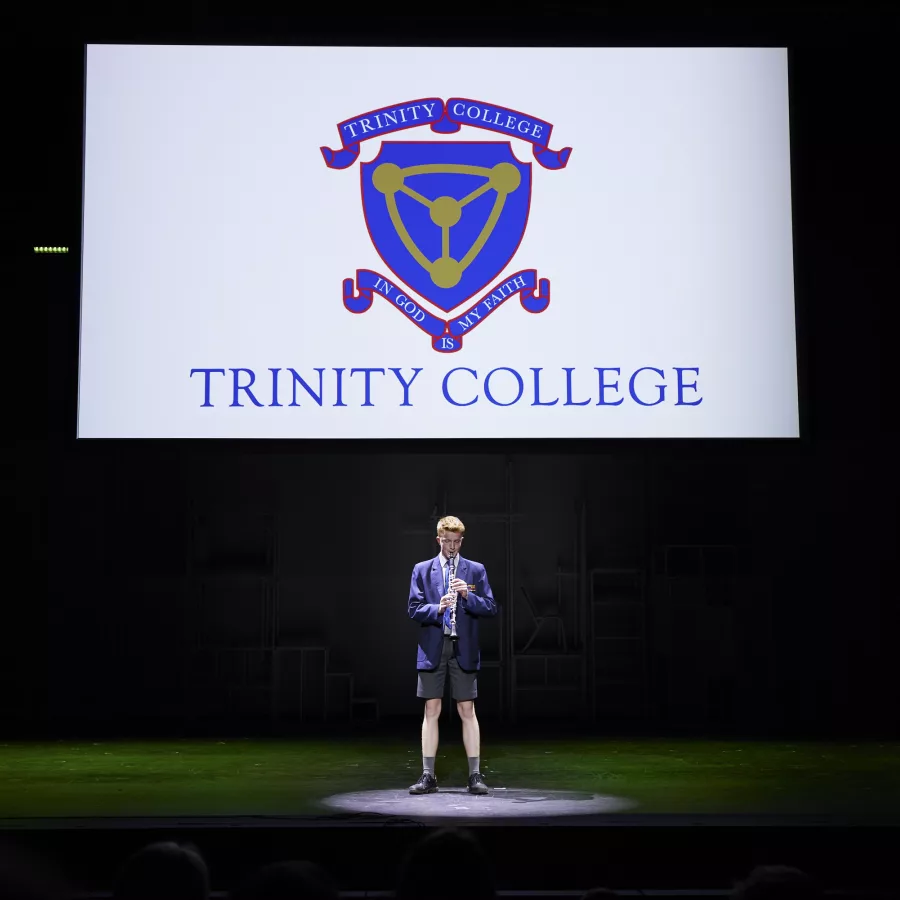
[467,772,489,794]
[409,772,438,794]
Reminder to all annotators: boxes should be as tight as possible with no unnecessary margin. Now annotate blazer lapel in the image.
[457,556,469,587]
[431,556,444,601]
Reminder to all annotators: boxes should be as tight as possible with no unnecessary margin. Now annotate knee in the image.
[456,700,475,720]
[424,699,442,719]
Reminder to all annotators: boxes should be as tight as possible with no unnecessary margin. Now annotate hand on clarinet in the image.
[439,594,457,612]
[450,577,468,599]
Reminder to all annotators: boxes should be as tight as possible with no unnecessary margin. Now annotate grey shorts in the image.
[417,635,478,701]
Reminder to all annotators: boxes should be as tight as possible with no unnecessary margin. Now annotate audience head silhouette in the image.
[397,827,495,900]
[581,890,619,900]
[732,865,823,900]
[229,860,337,900]
[113,841,209,900]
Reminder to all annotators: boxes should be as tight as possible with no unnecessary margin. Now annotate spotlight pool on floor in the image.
[321,787,636,819]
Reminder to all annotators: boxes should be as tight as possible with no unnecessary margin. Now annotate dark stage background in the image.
[16,9,898,743]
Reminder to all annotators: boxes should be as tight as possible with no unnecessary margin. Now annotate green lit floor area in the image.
[1,736,898,821]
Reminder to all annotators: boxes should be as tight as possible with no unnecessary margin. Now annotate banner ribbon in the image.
[343,269,550,352]
[321,97,572,170]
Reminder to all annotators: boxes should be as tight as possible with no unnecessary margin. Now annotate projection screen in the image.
[78,45,798,438]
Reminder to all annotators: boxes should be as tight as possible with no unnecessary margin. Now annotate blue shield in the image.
[361,142,532,313]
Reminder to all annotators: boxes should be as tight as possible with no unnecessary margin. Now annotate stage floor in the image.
[1,735,898,825]
[2,736,898,894]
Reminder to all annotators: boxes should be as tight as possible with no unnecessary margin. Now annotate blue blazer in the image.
[408,554,498,671]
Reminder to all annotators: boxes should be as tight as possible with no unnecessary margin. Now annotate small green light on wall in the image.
[33,247,69,253]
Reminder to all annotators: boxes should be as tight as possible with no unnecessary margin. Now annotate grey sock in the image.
[423,756,435,776]
[468,756,480,776]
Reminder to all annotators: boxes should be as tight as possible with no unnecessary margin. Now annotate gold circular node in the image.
[490,162,521,194]
[431,257,463,288]
[430,196,462,227]
[372,163,404,194]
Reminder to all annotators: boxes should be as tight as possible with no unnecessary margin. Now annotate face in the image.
[436,530,464,558]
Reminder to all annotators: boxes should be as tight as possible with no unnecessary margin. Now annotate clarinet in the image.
[449,554,459,640]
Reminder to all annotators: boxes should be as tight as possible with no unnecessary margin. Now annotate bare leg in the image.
[422,698,442,758]
[457,700,480,758]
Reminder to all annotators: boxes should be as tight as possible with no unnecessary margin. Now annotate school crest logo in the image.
[321,98,571,351]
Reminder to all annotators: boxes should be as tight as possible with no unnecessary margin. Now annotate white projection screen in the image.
[78,45,798,439]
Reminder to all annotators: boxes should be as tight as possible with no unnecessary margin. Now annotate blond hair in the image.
[436,515,465,535]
